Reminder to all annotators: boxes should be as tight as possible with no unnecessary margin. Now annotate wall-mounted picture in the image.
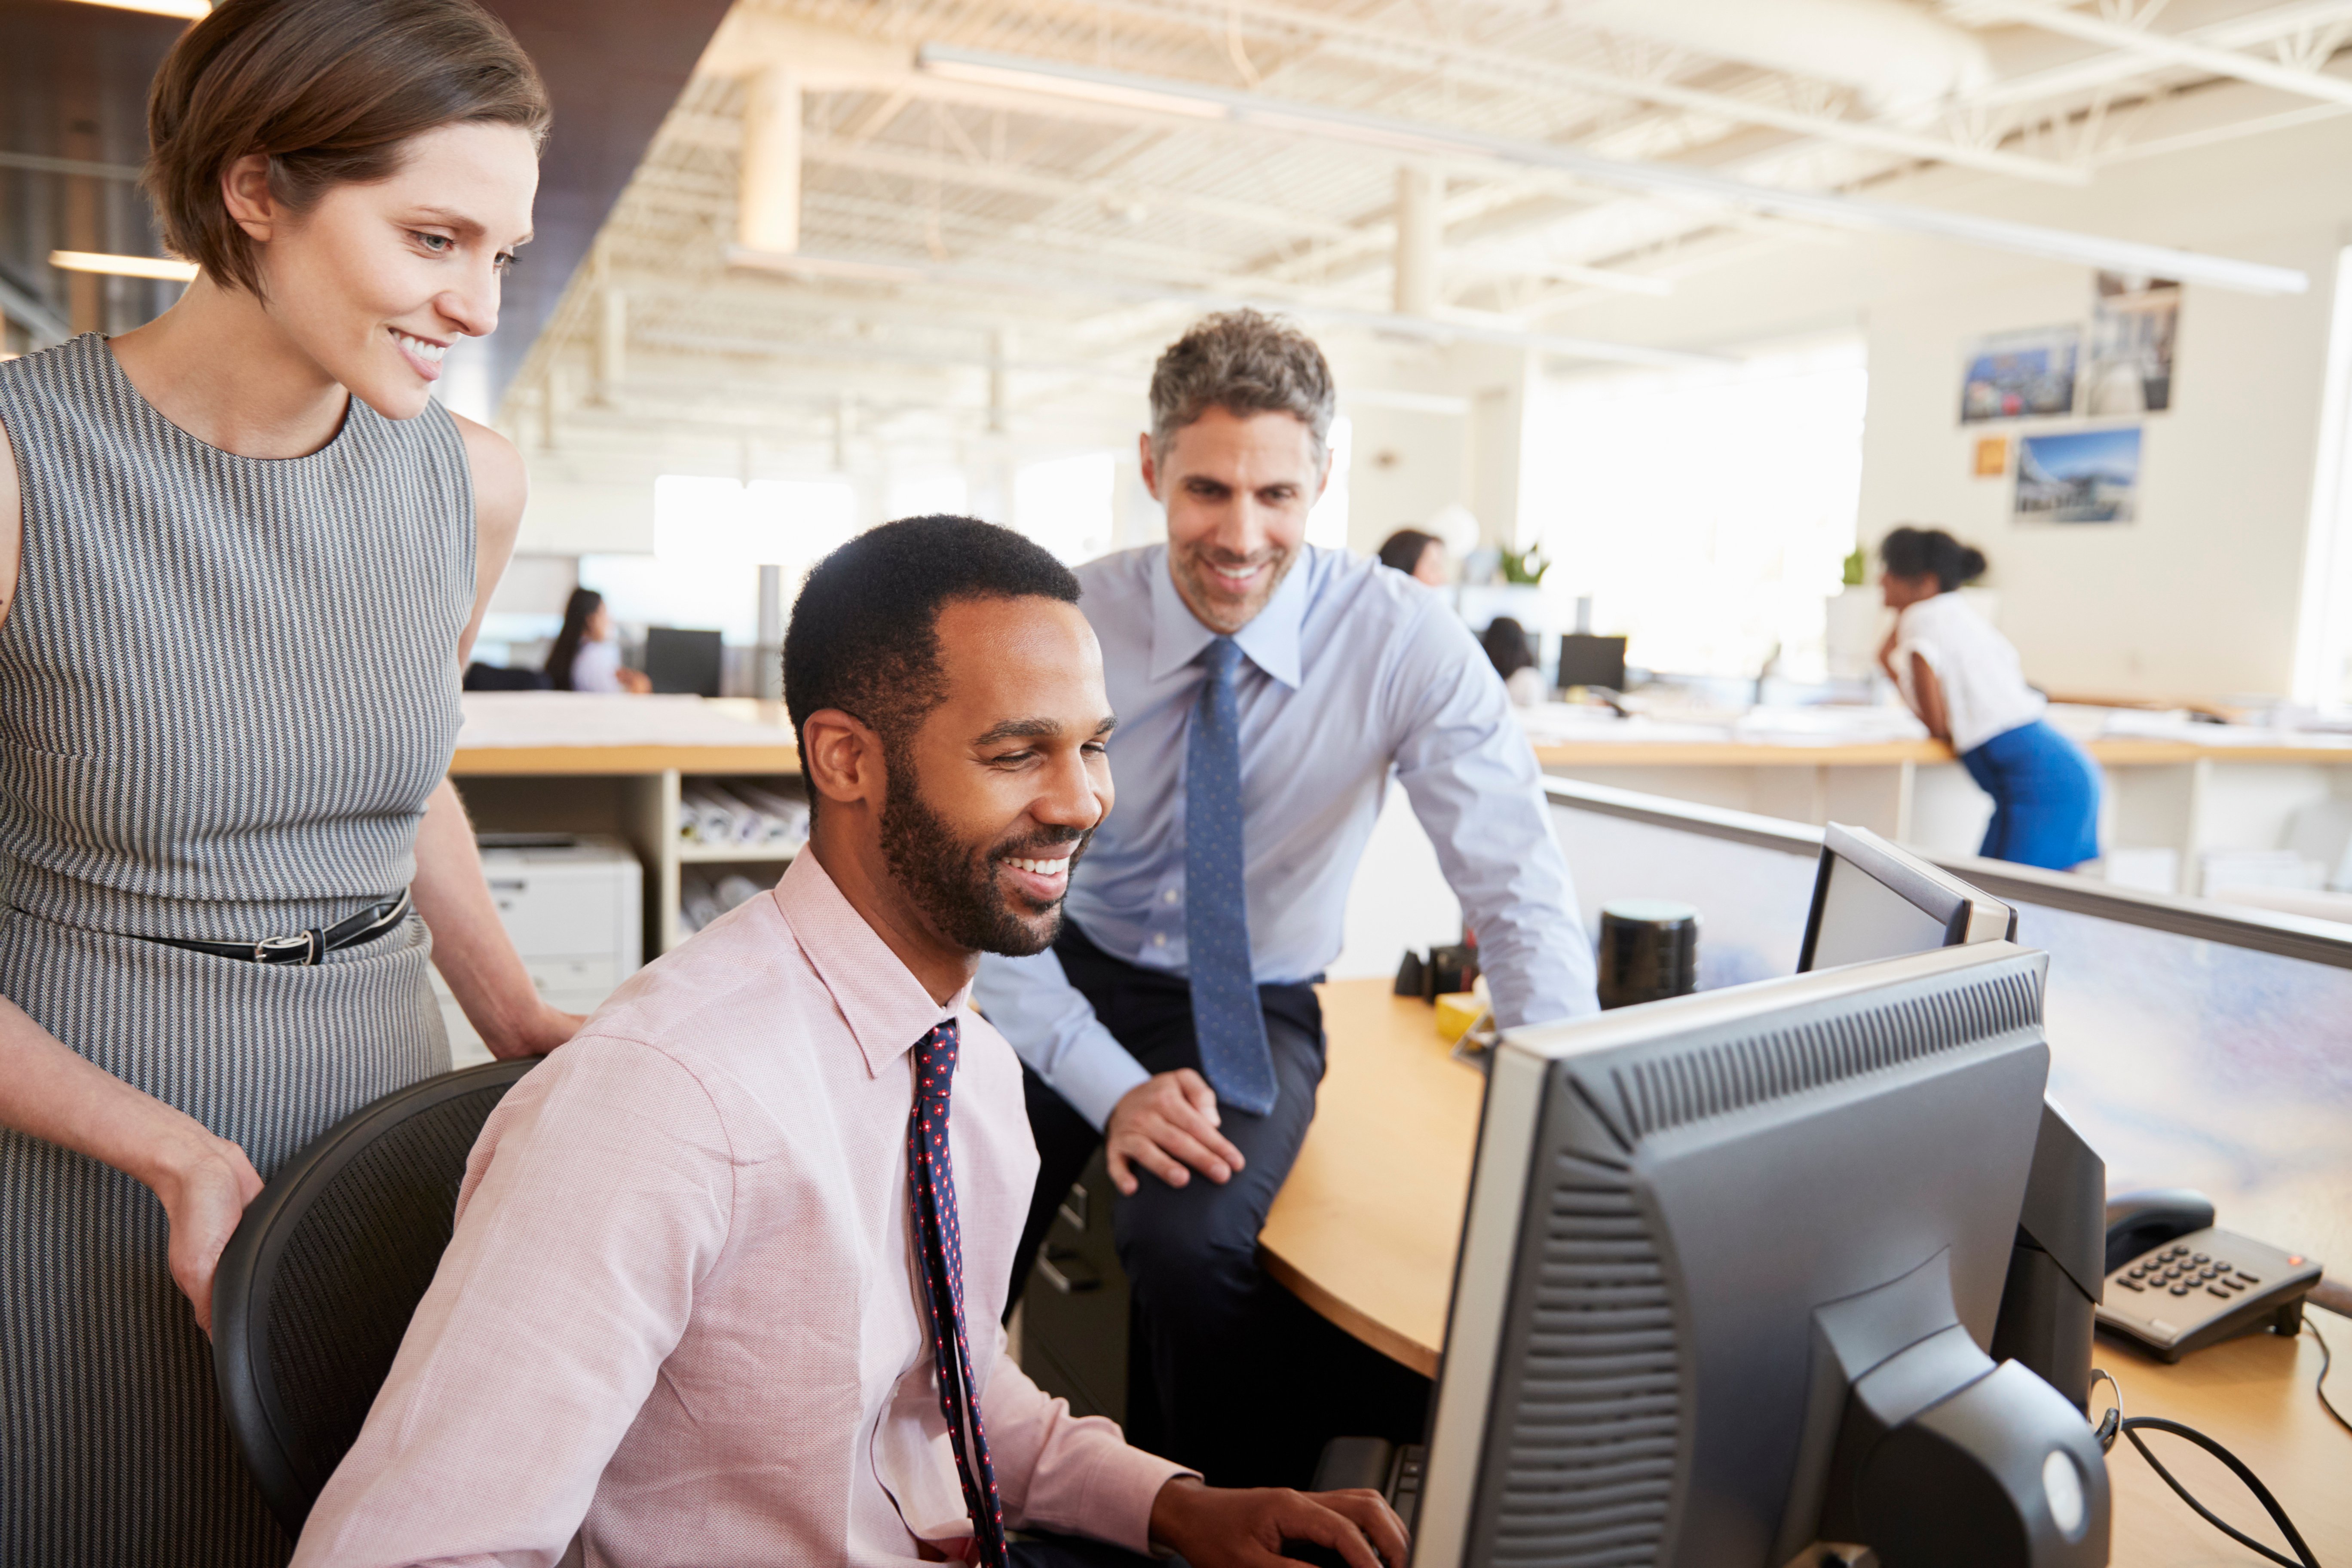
[1960,325,2079,423]
[2086,271,2179,415]
[1973,435,2010,478]
[2015,426,2141,524]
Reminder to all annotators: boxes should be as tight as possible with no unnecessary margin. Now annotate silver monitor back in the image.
[1415,942,2078,1568]
[1799,822,2015,972]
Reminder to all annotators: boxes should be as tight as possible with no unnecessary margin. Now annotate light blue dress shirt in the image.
[973,544,1597,1128]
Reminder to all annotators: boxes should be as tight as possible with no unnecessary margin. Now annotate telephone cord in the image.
[2090,1367,2322,1568]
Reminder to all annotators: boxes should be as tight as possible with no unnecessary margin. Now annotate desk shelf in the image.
[677,842,800,864]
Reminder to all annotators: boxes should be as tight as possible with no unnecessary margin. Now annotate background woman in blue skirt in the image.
[1878,526,2103,870]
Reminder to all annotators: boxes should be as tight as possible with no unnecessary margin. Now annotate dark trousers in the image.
[1012,924,1428,1488]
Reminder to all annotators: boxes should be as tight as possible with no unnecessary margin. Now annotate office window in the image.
[2297,246,2352,705]
[1016,452,1115,564]
[887,471,970,521]
[1523,339,1867,681]
[585,475,858,642]
[1307,413,1353,552]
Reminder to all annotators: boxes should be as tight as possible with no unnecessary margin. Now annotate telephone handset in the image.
[2095,1187,2323,1363]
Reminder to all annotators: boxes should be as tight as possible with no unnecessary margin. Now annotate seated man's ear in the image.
[800,709,886,814]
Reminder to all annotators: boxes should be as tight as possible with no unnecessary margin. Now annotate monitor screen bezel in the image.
[1796,822,2017,972]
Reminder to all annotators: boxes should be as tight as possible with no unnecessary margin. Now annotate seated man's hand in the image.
[1149,1476,1408,1568]
[1105,1069,1246,1196]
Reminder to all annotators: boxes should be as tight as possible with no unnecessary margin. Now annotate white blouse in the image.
[570,639,626,694]
[1895,591,2044,754]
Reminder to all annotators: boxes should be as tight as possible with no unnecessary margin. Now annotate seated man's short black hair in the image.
[784,514,1082,773]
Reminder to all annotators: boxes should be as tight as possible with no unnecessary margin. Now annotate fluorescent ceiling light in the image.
[61,0,208,15]
[915,44,2309,297]
[50,250,198,282]
[732,245,1728,370]
[919,52,1225,120]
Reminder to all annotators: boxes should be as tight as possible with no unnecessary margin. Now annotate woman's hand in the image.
[147,1130,264,1337]
[617,668,651,695]
[487,1001,588,1060]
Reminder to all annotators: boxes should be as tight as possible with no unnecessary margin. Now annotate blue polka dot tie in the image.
[904,1020,1008,1568]
[1185,637,1277,1116]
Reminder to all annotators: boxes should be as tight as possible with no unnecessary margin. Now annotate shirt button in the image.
[1153,932,1168,947]
[1163,889,1179,904]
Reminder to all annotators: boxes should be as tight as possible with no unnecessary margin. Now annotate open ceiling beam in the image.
[1062,0,2091,184]
[1966,0,2352,106]
[730,245,1732,368]
[916,45,2306,294]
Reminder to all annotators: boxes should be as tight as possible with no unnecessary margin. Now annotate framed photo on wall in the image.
[2086,272,2180,416]
[2015,426,2141,524]
[1960,325,2080,423]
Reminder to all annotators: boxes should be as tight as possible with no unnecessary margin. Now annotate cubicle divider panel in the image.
[1544,791,1819,992]
[2009,900,2352,1275]
[1544,778,2352,1302]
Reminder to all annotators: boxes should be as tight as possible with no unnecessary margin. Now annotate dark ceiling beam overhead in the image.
[478,0,733,404]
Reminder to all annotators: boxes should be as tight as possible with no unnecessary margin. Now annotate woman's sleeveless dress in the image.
[0,334,471,1565]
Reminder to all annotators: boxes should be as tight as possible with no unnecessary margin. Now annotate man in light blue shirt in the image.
[976,310,1594,1487]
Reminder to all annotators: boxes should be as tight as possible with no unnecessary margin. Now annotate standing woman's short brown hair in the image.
[144,0,551,297]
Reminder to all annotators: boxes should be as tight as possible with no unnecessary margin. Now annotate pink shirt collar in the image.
[773,847,973,1079]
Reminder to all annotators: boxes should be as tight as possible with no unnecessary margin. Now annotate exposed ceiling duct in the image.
[1577,0,1995,114]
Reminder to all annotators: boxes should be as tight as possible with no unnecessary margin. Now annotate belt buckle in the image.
[253,932,318,966]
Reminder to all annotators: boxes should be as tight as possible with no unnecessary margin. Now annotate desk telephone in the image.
[2095,1188,2323,1362]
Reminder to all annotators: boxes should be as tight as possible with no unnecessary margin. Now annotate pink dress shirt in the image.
[294,851,1190,1567]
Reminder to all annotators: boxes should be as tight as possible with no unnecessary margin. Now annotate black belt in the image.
[147,890,413,966]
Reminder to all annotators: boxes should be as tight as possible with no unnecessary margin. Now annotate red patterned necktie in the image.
[905,1019,1009,1568]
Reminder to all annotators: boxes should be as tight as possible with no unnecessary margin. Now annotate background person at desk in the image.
[1375,526,1449,588]
[977,309,1596,1488]
[544,587,651,692]
[1879,525,2101,870]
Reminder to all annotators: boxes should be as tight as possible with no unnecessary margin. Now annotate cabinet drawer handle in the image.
[1036,1250,1100,1294]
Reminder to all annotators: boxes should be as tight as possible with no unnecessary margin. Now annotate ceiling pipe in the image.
[729,245,1734,369]
[915,44,2308,295]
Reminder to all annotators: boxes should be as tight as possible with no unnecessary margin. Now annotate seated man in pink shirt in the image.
[294,515,1407,1568]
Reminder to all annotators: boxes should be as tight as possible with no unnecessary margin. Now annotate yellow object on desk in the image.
[1433,992,1483,1043]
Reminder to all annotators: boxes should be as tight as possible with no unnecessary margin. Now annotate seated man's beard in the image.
[879,761,1090,957]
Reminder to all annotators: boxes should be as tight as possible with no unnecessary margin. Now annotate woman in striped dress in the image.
[0,2,582,1561]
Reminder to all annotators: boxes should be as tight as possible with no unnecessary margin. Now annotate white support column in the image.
[740,67,803,254]
[1393,163,1441,318]
[988,325,1014,436]
[756,565,784,700]
[595,284,626,404]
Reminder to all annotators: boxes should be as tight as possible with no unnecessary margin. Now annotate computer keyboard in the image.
[1289,1437,1426,1565]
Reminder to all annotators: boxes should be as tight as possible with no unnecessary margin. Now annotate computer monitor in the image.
[1798,824,2104,1418]
[1556,634,1628,692]
[1416,942,2108,1568]
[643,627,724,697]
[1798,821,2016,972]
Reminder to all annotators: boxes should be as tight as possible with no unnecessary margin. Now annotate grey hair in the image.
[1148,309,1336,463]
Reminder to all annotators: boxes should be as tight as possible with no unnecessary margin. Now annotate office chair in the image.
[210,1058,539,1537]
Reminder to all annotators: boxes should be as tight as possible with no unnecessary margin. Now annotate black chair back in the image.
[211,1059,537,1536]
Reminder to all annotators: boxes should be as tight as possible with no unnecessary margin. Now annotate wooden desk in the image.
[1263,979,2352,1565]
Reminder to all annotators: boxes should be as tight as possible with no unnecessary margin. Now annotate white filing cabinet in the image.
[432,834,644,1068]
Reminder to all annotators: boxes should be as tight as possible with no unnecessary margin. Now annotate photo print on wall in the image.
[1960,325,2080,423]
[2086,272,2179,416]
[2015,426,2141,524]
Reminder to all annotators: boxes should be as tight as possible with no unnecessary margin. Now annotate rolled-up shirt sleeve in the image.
[1385,604,1598,1029]
[290,1036,735,1568]
[973,947,1148,1130]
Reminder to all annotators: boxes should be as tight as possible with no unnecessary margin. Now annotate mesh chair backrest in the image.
[212,1059,537,1537]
